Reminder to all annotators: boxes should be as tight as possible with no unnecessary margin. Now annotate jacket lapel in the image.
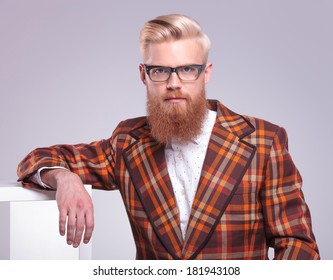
[122,124,183,259]
[182,101,257,259]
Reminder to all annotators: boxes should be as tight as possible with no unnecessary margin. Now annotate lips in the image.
[163,93,188,101]
[164,96,186,101]
[164,97,187,104]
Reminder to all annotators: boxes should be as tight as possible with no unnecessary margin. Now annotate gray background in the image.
[0,0,332,259]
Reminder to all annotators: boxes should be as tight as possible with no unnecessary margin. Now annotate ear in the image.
[139,64,147,85]
[204,62,213,84]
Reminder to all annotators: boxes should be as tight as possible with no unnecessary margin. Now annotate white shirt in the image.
[165,109,216,239]
[35,110,217,239]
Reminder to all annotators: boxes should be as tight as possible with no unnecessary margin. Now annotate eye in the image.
[180,66,196,73]
[151,67,167,75]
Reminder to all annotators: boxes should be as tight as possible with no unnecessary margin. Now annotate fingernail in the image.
[73,243,79,248]
[67,241,72,245]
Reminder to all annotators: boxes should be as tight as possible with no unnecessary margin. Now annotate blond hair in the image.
[140,14,211,62]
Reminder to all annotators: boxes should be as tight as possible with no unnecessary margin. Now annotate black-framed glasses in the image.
[144,64,206,82]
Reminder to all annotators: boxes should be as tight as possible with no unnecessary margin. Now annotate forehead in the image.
[144,39,205,66]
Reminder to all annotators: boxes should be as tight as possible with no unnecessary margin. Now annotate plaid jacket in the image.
[17,100,319,259]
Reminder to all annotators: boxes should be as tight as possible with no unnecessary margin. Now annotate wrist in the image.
[41,168,78,189]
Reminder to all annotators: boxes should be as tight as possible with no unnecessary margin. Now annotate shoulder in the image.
[244,115,281,135]
[242,115,289,149]
[113,116,148,135]
[212,99,285,140]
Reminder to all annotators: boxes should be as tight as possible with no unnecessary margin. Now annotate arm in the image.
[17,138,117,247]
[261,127,320,259]
[17,138,117,190]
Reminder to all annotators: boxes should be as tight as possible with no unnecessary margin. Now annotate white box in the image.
[0,182,92,260]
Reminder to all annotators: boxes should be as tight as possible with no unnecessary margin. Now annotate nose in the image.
[166,72,182,90]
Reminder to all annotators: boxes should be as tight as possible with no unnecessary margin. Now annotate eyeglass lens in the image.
[148,65,203,81]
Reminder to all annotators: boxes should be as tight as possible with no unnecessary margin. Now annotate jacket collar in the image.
[123,99,256,259]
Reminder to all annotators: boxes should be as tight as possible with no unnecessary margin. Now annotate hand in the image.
[41,169,94,248]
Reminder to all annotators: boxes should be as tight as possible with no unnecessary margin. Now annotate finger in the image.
[83,210,94,244]
[66,210,76,246]
[73,212,85,248]
[59,209,68,237]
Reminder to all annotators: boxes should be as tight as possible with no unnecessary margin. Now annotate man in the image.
[17,14,319,259]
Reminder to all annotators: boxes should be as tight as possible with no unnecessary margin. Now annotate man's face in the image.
[139,39,213,143]
[140,39,212,108]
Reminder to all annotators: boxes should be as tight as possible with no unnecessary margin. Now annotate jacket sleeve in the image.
[17,135,118,191]
[261,126,320,259]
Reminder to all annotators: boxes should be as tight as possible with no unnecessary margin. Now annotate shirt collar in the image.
[193,109,217,145]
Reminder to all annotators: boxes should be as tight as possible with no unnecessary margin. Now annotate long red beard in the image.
[147,91,208,144]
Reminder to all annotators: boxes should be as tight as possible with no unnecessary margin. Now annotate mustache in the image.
[162,91,190,101]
